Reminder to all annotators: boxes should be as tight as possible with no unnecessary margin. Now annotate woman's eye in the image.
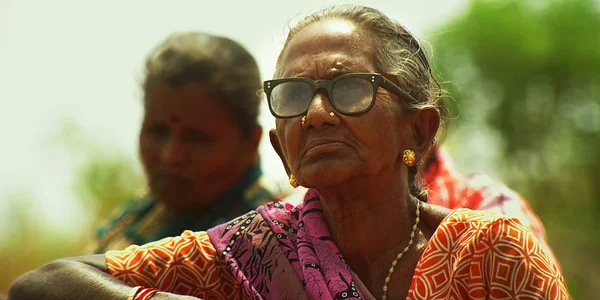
[147,124,169,138]
[185,129,215,143]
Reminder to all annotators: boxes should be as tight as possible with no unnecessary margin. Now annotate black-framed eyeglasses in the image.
[264,73,418,118]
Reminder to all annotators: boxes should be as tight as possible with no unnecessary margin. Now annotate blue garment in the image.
[89,164,275,253]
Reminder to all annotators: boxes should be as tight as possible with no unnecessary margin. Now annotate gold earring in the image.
[301,116,306,127]
[402,149,416,167]
[289,174,298,188]
[329,112,335,117]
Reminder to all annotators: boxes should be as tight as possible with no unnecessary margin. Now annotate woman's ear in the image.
[269,129,291,176]
[411,107,440,161]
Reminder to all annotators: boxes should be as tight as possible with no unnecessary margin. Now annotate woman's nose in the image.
[304,90,340,129]
[161,138,188,166]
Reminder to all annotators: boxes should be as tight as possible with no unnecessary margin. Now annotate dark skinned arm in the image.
[8,254,198,300]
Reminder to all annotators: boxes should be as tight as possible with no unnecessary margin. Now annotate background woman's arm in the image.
[9,230,242,299]
[8,254,199,300]
[8,254,131,300]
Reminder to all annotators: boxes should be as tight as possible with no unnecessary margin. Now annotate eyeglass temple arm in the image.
[380,78,419,110]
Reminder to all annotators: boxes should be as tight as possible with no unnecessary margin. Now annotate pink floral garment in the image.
[208,191,360,299]
[207,189,569,299]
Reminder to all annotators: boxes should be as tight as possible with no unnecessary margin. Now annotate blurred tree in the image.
[72,147,145,220]
[0,121,144,293]
[0,191,85,292]
[431,0,600,298]
[51,120,145,221]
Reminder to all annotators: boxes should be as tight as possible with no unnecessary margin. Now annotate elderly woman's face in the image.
[275,19,418,187]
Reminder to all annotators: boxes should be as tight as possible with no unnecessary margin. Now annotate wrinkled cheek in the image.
[196,161,227,183]
[191,148,227,173]
[376,119,404,164]
[276,120,300,170]
[387,132,404,164]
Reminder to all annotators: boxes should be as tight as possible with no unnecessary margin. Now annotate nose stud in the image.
[301,116,306,127]
[329,112,335,117]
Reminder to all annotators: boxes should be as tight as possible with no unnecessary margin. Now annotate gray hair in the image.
[143,32,261,136]
[277,5,443,201]
[276,5,442,111]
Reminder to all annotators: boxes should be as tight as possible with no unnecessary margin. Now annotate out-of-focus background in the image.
[1,0,598,298]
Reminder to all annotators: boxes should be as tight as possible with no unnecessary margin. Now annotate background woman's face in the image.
[140,83,257,211]
[275,19,416,188]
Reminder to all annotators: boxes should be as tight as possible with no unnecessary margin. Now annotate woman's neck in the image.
[315,172,421,284]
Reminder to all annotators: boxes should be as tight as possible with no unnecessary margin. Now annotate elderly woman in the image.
[9,5,569,300]
[276,141,560,266]
[85,32,279,253]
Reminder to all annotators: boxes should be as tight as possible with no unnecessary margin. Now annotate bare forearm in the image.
[8,257,200,300]
[8,258,130,300]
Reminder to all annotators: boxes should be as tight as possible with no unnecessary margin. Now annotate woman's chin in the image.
[298,161,360,188]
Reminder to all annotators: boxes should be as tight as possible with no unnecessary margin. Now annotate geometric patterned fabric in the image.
[106,231,246,299]
[408,209,570,299]
[423,148,560,268]
[106,208,570,299]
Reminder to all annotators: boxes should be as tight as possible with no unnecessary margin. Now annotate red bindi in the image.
[170,115,180,124]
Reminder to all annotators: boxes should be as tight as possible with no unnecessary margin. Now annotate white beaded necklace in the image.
[381,200,420,300]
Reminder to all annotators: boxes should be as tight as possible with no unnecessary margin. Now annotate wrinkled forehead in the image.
[277,19,377,78]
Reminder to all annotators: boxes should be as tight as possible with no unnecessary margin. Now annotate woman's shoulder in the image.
[96,195,154,236]
[207,199,295,246]
[423,207,562,269]
[442,207,517,225]
[420,204,517,239]
[436,207,529,239]
[415,209,569,299]
[430,207,551,261]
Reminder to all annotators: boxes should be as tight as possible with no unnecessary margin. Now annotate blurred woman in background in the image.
[86,32,280,253]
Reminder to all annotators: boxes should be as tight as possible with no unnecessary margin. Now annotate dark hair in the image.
[143,32,261,136]
[277,5,444,202]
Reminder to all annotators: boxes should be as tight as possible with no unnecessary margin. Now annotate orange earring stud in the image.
[402,149,416,167]
[289,174,298,188]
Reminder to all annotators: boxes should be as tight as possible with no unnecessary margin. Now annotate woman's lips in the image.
[153,173,192,192]
[304,140,349,157]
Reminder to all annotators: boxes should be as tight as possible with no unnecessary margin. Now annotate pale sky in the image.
[0,0,468,235]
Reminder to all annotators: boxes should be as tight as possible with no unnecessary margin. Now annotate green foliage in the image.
[51,120,145,221]
[0,191,86,292]
[0,121,144,293]
[73,152,145,219]
[431,0,600,298]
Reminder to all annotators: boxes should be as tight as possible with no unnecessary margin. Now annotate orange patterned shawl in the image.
[106,198,569,299]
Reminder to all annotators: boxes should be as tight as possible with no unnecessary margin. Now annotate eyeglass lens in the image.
[270,77,375,117]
